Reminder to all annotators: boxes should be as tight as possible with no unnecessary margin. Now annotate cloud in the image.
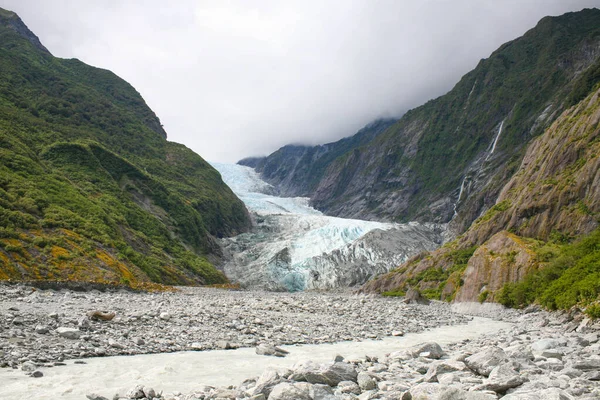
[1,0,598,162]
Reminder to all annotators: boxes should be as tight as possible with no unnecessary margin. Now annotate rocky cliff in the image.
[0,9,251,288]
[362,85,600,305]
[244,9,600,236]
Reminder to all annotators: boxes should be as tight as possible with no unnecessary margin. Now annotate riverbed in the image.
[0,317,511,400]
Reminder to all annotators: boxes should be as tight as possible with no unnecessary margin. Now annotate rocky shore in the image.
[0,284,468,369]
[115,305,598,400]
[1,284,599,399]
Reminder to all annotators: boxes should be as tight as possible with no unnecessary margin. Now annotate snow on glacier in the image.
[211,162,443,291]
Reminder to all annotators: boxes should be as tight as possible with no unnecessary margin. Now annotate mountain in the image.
[243,9,600,235]
[0,9,251,288]
[362,84,600,310]
[238,119,396,197]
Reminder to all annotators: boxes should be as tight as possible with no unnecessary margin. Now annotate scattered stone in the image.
[31,370,43,378]
[357,371,377,390]
[87,311,116,321]
[465,347,509,377]
[56,327,81,339]
[411,342,445,359]
[86,394,109,400]
[268,382,311,400]
[34,324,49,334]
[255,343,289,357]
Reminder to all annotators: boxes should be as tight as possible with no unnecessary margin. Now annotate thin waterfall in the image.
[489,120,504,155]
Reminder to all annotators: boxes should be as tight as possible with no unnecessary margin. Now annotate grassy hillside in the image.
[0,9,251,288]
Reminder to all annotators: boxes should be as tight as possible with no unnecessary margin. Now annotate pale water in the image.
[0,317,511,400]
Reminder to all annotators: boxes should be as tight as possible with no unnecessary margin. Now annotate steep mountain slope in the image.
[362,85,600,308]
[247,9,600,235]
[238,119,396,197]
[0,9,251,287]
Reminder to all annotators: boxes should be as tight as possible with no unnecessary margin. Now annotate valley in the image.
[0,4,599,400]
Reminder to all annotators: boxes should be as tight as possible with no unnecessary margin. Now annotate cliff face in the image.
[246,9,600,233]
[238,119,396,198]
[0,9,251,287]
[362,85,600,303]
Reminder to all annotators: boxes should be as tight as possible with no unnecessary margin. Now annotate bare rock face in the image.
[404,287,431,305]
[454,231,538,303]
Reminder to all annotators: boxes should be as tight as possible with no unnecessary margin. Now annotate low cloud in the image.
[2,0,598,162]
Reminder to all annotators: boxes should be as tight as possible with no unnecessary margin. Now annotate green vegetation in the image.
[381,288,406,297]
[0,9,250,287]
[384,245,478,301]
[497,228,600,312]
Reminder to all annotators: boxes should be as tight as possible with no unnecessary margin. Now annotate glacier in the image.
[212,163,445,291]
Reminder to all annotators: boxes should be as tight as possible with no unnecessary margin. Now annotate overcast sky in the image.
[1,1,598,162]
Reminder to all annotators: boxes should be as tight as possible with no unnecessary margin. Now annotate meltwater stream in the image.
[0,317,512,400]
[212,163,445,291]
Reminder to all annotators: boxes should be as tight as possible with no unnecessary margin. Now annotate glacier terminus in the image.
[212,163,446,291]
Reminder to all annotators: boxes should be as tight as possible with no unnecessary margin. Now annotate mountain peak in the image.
[0,7,51,55]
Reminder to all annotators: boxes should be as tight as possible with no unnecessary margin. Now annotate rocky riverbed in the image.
[0,284,469,369]
[1,284,599,399]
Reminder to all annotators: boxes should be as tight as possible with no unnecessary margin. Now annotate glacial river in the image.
[0,317,511,400]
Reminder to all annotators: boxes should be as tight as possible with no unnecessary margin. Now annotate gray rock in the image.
[572,359,600,371]
[21,361,37,372]
[336,380,361,395]
[438,387,497,399]
[159,312,171,321]
[269,382,312,400]
[78,316,91,329]
[403,287,430,305]
[86,394,109,400]
[255,343,289,357]
[31,370,43,378]
[34,325,49,334]
[310,384,335,400]
[410,382,443,399]
[357,372,377,390]
[56,327,80,340]
[142,387,156,398]
[502,387,574,399]
[531,339,561,353]
[422,360,465,382]
[411,342,445,359]
[474,361,526,393]
[126,385,145,399]
[216,340,233,350]
[251,368,283,398]
[465,347,509,377]
[290,360,358,386]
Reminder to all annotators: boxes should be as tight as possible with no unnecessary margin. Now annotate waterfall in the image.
[489,120,504,155]
[453,175,468,217]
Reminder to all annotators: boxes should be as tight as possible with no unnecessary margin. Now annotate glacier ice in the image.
[212,163,445,291]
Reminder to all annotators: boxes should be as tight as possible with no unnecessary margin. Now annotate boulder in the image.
[255,343,289,357]
[404,287,430,305]
[411,342,445,359]
[474,361,526,393]
[251,368,283,398]
[56,327,80,340]
[357,372,377,390]
[268,382,312,400]
[290,361,358,386]
[465,347,509,377]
